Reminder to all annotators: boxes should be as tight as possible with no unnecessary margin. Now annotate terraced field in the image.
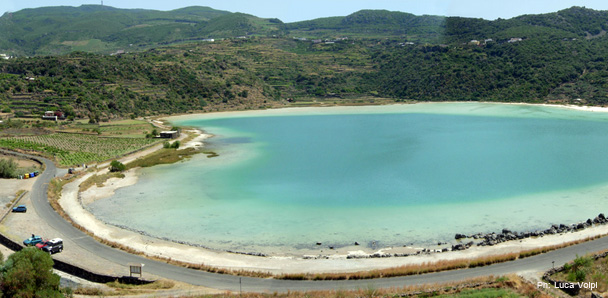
[0,133,160,166]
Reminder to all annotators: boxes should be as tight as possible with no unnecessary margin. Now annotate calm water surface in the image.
[89,103,608,253]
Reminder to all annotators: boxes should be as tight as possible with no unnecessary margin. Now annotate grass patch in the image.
[126,147,199,169]
[436,288,521,298]
[107,279,174,290]
[78,171,126,192]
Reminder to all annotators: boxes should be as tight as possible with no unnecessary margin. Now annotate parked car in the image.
[23,235,43,246]
[42,238,63,254]
[12,205,27,212]
[35,240,50,249]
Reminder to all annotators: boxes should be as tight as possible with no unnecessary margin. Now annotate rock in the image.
[599,213,606,220]
[576,223,585,230]
[455,233,467,240]
[586,218,593,225]
[501,228,512,234]
[354,242,359,246]
[452,244,466,251]
[316,242,322,245]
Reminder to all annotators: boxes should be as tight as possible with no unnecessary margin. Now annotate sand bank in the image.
[59,111,608,274]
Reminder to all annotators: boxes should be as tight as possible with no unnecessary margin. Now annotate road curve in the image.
[20,151,608,292]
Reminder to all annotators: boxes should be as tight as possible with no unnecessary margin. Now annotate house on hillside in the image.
[42,111,65,121]
[508,37,523,43]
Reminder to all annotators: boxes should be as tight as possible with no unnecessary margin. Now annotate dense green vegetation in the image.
[0,248,67,297]
[109,160,126,172]
[2,6,608,120]
[0,5,280,56]
[0,158,17,178]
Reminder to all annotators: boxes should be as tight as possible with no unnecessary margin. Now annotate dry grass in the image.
[174,275,553,298]
[78,171,125,192]
[518,234,606,259]
[4,189,27,208]
[279,253,519,281]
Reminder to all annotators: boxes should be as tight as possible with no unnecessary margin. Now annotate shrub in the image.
[109,160,126,172]
[566,254,593,282]
[0,158,17,178]
[0,247,63,298]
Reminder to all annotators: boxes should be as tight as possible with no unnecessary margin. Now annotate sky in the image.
[3,0,608,23]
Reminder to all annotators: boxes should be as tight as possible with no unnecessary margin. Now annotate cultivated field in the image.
[0,119,162,166]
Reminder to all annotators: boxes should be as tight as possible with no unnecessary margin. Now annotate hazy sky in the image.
[3,0,608,23]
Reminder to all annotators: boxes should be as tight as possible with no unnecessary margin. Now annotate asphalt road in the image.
[19,152,608,292]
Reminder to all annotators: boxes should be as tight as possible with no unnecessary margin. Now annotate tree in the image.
[0,247,63,298]
[0,158,17,178]
[109,160,126,172]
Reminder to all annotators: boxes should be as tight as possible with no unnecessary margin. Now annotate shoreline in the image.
[58,102,608,274]
[164,101,608,122]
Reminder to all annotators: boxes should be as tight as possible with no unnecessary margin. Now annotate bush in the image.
[0,247,63,298]
[0,158,17,178]
[163,141,180,149]
[109,160,126,172]
[566,254,593,282]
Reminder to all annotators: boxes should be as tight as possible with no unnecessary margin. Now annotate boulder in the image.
[455,233,467,240]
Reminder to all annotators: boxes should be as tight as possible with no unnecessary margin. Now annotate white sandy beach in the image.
[59,106,608,274]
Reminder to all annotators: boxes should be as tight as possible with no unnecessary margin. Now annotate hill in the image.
[0,5,282,55]
[2,6,608,120]
[4,6,608,55]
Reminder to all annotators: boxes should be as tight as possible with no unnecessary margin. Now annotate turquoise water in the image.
[89,103,608,253]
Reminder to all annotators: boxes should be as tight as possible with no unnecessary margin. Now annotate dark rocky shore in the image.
[458,213,607,249]
[348,213,607,259]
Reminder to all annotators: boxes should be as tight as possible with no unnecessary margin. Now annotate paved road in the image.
[20,152,608,292]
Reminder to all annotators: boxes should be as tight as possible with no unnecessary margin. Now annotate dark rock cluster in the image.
[454,213,607,247]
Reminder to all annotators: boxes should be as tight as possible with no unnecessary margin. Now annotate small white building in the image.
[508,37,523,43]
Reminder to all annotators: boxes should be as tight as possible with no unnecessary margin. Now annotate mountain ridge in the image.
[1,5,608,55]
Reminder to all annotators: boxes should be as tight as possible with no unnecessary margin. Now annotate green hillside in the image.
[0,5,282,55]
[2,6,608,120]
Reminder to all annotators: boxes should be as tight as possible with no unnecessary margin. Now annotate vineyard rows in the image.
[0,134,160,166]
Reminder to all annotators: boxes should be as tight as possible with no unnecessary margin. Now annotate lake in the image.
[88,103,608,254]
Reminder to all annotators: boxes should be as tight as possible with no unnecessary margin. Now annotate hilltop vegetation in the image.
[1,6,608,120]
[0,5,281,56]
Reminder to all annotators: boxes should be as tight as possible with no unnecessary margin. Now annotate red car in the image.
[35,240,50,249]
